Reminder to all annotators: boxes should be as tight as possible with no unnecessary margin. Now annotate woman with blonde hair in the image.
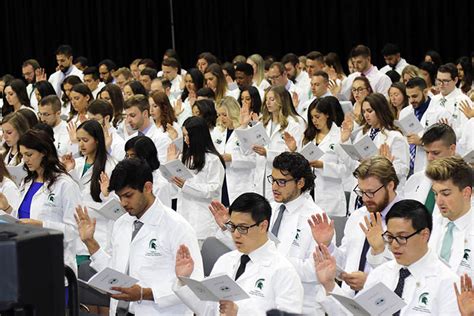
[401,65,423,84]
[247,54,271,91]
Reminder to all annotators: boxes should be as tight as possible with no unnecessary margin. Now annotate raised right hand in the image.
[313,244,337,293]
[209,200,230,229]
[74,206,96,242]
[175,244,194,278]
[308,212,334,247]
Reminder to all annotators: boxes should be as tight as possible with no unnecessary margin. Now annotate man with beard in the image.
[309,156,400,297]
[400,77,451,175]
[21,59,41,109]
[98,59,117,84]
[281,53,310,98]
[379,43,409,75]
[48,44,83,96]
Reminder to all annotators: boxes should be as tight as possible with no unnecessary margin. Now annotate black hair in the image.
[303,97,340,145]
[141,67,158,79]
[272,152,315,192]
[99,83,125,127]
[385,70,401,83]
[418,61,437,87]
[222,62,236,80]
[88,99,114,122]
[17,108,39,128]
[124,136,160,170]
[193,99,217,129]
[281,53,299,67]
[381,43,400,56]
[228,192,272,231]
[55,44,73,57]
[2,79,31,117]
[83,66,100,81]
[35,81,56,100]
[196,87,215,99]
[138,58,157,70]
[32,122,55,142]
[406,77,427,90]
[420,123,456,147]
[18,129,68,190]
[182,116,224,172]
[127,80,148,97]
[456,56,473,94]
[77,120,108,202]
[239,86,262,115]
[234,62,254,77]
[425,50,442,68]
[73,56,88,68]
[438,63,458,80]
[108,158,153,193]
[386,199,432,233]
[181,68,204,101]
[98,59,117,72]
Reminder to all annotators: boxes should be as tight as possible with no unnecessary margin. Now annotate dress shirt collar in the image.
[397,248,433,281]
[441,207,472,232]
[381,195,400,221]
[278,194,307,215]
[246,239,275,265]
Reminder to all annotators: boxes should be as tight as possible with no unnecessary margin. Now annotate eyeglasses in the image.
[37,112,52,117]
[351,87,367,94]
[267,175,297,187]
[224,221,260,234]
[353,184,384,198]
[382,228,423,245]
[435,78,453,86]
[268,74,282,81]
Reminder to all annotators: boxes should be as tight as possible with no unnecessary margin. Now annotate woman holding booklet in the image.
[339,93,409,213]
[62,120,117,265]
[0,129,81,275]
[285,97,351,216]
[167,116,225,245]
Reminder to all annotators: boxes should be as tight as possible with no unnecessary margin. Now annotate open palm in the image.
[175,244,194,278]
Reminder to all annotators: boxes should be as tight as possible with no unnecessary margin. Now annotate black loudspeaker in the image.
[0,223,65,316]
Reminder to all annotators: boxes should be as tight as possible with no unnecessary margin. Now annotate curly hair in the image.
[272,152,315,192]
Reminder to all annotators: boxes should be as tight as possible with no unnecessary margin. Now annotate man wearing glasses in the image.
[310,156,400,297]
[210,152,325,314]
[314,199,460,315]
[431,63,472,138]
[174,192,304,315]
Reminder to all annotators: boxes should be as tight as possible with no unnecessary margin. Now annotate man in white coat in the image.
[314,199,460,315]
[174,192,304,315]
[38,95,71,157]
[124,95,171,163]
[425,156,473,277]
[310,156,400,297]
[48,45,83,97]
[298,71,332,120]
[401,77,451,175]
[75,159,203,315]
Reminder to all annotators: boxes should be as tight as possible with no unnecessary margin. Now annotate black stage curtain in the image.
[1,0,472,77]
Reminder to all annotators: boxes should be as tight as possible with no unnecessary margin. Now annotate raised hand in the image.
[35,68,47,82]
[167,143,179,161]
[174,98,184,116]
[74,206,96,242]
[166,123,178,140]
[209,200,230,229]
[67,121,78,144]
[379,143,394,162]
[308,213,334,247]
[454,274,474,316]
[407,133,422,145]
[239,105,252,127]
[61,153,76,172]
[340,114,354,143]
[291,91,299,108]
[359,212,385,255]
[328,79,342,96]
[99,171,110,198]
[175,244,194,278]
[103,126,113,152]
[459,100,474,119]
[438,117,451,127]
[283,131,297,152]
[313,244,337,293]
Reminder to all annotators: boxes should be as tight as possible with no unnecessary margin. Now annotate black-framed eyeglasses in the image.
[353,184,384,199]
[382,228,423,245]
[267,175,297,187]
[224,221,260,234]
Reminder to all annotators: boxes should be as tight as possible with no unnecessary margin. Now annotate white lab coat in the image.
[11,174,81,275]
[173,240,304,315]
[399,100,451,174]
[341,128,409,214]
[429,209,473,277]
[0,177,21,210]
[53,120,73,157]
[48,65,83,97]
[90,197,203,315]
[212,127,257,204]
[309,124,351,216]
[379,58,409,75]
[152,169,173,209]
[108,127,126,161]
[254,116,306,200]
[339,66,392,100]
[3,148,21,166]
[127,123,171,163]
[458,118,474,156]
[71,156,117,256]
[403,171,440,217]
[175,153,225,240]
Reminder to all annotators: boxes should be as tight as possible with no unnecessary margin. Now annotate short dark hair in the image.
[98,59,116,72]
[73,56,88,67]
[381,43,400,56]
[272,152,315,192]
[162,57,180,69]
[156,77,171,90]
[141,67,157,79]
[138,58,157,70]
[55,44,73,57]
[234,62,254,77]
[270,62,285,74]
[229,193,272,231]
[386,199,432,233]
[196,87,215,99]
[438,63,458,80]
[109,158,153,193]
[281,53,299,67]
[88,99,114,121]
[22,59,40,69]
[313,70,329,82]
[124,136,160,170]
[83,66,100,81]
[420,123,456,147]
[385,70,401,83]
[406,77,427,90]
[306,51,324,62]
[351,45,371,58]
[124,94,150,113]
[39,95,61,112]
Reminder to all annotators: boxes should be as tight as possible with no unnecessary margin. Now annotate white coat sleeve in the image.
[389,133,410,181]
[181,155,225,199]
[229,147,257,169]
[2,179,21,211]
[273,264,304,314]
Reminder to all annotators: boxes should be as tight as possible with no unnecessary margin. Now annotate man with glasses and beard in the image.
[310,156,400,297]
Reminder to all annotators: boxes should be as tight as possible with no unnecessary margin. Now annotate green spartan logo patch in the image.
[255,278,265,290]
[464,249,470,260]
[149,239,157,250]
[419,292,429,305]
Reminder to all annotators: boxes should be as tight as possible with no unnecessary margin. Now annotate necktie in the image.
[440,97,447,108]
[271,205,286,237]
[138,130,145,136]
[234,255,251,280]
[408,110,423,176]
[440,221,455,262]
[357,238,370,272]
[424,189,436,214]
[369,128,380,141]
[116,220,144,315]
[393,268,411,316]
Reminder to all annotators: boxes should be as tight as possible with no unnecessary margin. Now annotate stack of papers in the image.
[159,159,194,181]
[340,135,378,160]
[179,274,250,302]
[234,123,270,154]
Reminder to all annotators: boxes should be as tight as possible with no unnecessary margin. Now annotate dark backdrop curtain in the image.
[0,0,472,77]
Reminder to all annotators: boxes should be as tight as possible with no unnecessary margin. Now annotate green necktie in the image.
[424,189,436,214]
[440,221,455,262]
